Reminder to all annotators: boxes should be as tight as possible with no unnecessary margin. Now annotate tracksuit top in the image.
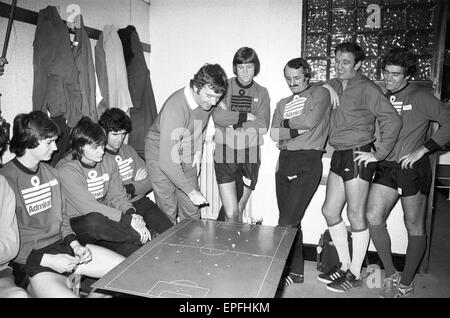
[328,71,402,160]
[56,154,134,224]
[104,144,152,202]
[145,86,211,195]
[0,159,76,265]
[212,78,270,161]
[0,176,19,271]
[384,83,450,162]
[270,85,331,151]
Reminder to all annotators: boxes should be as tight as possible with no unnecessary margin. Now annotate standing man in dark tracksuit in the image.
[271,58,331,285]
[318,42,402,293]
[366,48,450,298]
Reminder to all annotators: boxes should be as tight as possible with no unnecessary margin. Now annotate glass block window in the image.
[303,0,438,81]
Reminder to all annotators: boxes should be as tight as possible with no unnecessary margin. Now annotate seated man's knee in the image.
[80,212,109,232]
[0,285,29,298]
[10,286,29,298]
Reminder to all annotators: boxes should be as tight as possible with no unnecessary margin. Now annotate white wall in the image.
[0,0,150,162]
[148,0,410,254]
[149,0,303,226]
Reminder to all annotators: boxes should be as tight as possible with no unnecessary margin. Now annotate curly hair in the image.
[190,63,228,95]
[99,108,132,133]
[382,48,417,77]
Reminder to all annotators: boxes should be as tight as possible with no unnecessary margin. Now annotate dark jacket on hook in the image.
[32,5,83,128]
[73,15,98,122]
[118,25,158,156]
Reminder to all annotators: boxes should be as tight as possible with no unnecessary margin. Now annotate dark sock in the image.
[369,223,396,277]
[400,235,426,286]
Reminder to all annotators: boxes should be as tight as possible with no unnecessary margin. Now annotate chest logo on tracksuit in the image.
[389,96,412,115]
[284,95,308,119]
[22,176,58,216]
[230,89,253,113]
[86,170,110,199]
[115,155,134,181]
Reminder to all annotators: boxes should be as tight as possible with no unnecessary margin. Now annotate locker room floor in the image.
[278,191,450,298]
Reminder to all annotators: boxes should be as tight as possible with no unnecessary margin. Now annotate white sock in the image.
[328,221,351,271]
[350,229,370,279]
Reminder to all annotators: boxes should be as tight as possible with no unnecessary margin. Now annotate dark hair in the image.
[190,63,228,95]
[382,48,417,77]
[0,123,8,159]
[284,58,312,79]
[98,108,132,133]
[70,117,106,160]
[9,111,60,157]
[232,47,261,77]
[335,42,365,65]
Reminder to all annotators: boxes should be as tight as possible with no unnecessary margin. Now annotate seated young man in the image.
[57,117,151,257]
[99,108,172,236]
[1,111,124,298]
[0,122,29,298]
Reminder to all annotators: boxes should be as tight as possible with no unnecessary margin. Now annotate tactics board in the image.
[92,219,296,298]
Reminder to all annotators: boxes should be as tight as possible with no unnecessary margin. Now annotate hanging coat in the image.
[95,24,133,116]
[73,15,98,122]
[118,25,158,156]
[32,5,83,128]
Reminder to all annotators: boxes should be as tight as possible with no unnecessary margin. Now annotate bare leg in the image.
[0,275,29,298]
[75,244,124,278]
[238,186,252,222]
[29,272,78,298]
[218,181,239,222]
[322,171,349,269]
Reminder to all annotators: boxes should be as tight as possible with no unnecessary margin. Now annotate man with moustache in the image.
[318,42,402,293]
[366,48,450,298]
[270,58,331,285]
[145,64,228,224]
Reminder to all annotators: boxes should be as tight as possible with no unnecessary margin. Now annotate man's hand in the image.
[72,244,92,265]
[188,189,208,206]
[192,150,202,176]
[322,83,339,108]
[0,57,7,76]
[134,167,148,182]
[131,213,146,229]
[354,151,378,167]
[399,146,428,169]
[41,253,80,273]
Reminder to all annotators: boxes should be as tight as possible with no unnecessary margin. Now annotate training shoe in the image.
[284,272,304,286]
[394,282,414,298]
[326,269,363,293]
[317,263,346,284]
[380,271,400,298]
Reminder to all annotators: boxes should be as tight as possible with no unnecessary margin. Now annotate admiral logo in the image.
[389,95,403,115]
[284,95,307,119]
[230,95,252,113]
[86,170,109,199]
[22,176,58,216]
[115,156,134,181]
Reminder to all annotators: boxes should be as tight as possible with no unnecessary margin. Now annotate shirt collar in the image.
[184,85,199,110]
